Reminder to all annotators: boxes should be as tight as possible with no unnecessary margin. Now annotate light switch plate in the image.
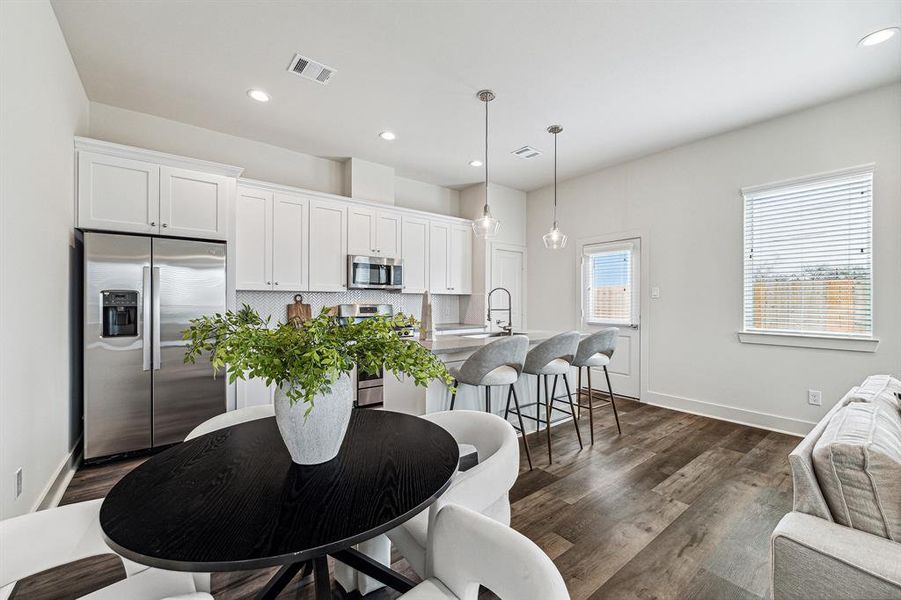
[651,287,661,299]
[808,390,822,406]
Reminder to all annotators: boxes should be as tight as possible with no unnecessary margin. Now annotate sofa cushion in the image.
[812,400,901,541]
[849,375,901,412]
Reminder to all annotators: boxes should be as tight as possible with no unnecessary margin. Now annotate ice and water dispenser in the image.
[101,290,138,337]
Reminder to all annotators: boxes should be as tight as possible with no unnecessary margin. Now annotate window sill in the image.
[737,331,880,353]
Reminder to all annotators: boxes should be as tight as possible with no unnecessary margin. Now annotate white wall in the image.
[527,83,901,435]
[395,176,460,217]
[0,0,90,518]
[459,183,528,325]
[344,157,395,204]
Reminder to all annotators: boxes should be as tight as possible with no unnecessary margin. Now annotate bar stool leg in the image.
[544,375,553,465]
[485,386,492,414]
[449,379,458,410]
[509,384,532,470]
[587,368,595,442]
[604,366,622,435]
[504,385,512,420]
[562,374,583,449]
[577,367,583,419]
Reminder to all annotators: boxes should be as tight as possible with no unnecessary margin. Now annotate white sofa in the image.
[770,375,901,599]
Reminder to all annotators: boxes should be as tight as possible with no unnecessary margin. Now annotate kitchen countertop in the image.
[418,330,569,357]
[434,322,488,331]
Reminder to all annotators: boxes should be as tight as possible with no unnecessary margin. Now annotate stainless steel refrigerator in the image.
[82,231,226,460]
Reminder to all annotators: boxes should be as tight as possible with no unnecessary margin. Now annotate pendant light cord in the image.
[553,131,558,227]
[484,94,489,214]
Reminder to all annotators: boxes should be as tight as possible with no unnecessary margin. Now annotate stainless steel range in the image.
[335,303,394,408]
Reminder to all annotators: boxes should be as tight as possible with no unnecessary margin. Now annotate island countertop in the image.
[418,330,572,358]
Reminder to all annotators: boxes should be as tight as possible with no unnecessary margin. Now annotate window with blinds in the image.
[582,239,640,326]
[742,166,873,338]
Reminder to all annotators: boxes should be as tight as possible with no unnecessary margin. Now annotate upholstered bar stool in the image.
[448,335,532,469]
[510,331,582,464]
[572,328,622,443]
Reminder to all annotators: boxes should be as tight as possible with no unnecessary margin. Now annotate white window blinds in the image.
[742,166,873,337]
[582,239,640,326]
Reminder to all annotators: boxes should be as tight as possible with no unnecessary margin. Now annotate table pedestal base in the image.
[255,548,416,600]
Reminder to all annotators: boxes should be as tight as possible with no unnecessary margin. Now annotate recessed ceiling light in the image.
[469,160,483,167]
[858,27,899,47]
[379,131,396,141]
[247,89,271,102]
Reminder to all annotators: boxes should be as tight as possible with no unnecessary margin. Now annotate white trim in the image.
[239,177,473,225]
[488,241,528,329]
[643,390,811,437]
[74,137,245,178]
[737,330,880,352]
[33,440,82,512]
[740,163,876,196]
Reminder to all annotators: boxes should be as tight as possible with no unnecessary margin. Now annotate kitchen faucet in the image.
[487,287,513,335]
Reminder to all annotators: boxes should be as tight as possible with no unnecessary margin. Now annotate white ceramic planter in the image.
[273,373,353,465]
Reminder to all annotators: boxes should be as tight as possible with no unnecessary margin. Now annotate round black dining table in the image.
[99,409,460,599]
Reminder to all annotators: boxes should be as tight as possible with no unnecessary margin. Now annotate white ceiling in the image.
[52,1,901,191]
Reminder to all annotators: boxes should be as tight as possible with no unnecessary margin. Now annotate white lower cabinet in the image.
[308,199,348,292]
[236,377,275,409]
[235,186,308,291]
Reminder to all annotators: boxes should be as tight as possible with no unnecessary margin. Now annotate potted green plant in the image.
[183,305,452,465]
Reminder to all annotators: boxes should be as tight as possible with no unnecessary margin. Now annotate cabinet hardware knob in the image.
[161,223,168,228]
[266,281,271,285]
[274,281,279,285]
[150,221,156,226]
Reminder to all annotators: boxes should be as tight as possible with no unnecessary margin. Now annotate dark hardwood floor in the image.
[15,394,797,599]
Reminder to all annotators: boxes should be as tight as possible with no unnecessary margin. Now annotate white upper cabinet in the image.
[309,199,348,292]
[77,151,160,234]
[272,192,309,291]
[347,206,377,256]
[429,221,451,294]
[376,210,402,259]
[402,216,429,293]
[347,206,402,259]
[235,186,273,290]
[75,139,241,240]
[450,224,473,294]
[159,167,230,240]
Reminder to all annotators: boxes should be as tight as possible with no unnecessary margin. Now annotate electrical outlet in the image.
[808,390,822,406]
[15,468,22,499]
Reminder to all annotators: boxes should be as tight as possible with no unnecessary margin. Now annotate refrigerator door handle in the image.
[142,266,152,371]
[152,266,161,370]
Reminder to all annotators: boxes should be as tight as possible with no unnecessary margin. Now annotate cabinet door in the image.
[450,225,473,294]
[159,167,230,240]
[429,221,451,294]
[235,187,273,290]
[77,151,159,234]
[347,206,377,256]
[309,199,348,291]
[402,216,429,293]
[376,210,402,259]
[272,193,308,291]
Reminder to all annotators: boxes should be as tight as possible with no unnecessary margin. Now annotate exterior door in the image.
[490,244,526,330]
[581,237,641,398]
[151,238,227,446]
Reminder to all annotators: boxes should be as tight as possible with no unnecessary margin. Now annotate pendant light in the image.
[472,89,501,239]
[543,124,567,249]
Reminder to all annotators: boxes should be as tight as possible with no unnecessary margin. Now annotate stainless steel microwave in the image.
[347,255,403,290]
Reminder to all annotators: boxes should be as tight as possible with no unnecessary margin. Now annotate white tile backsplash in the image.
[236,290,460,324]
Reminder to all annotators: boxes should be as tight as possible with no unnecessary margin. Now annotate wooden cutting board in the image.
[287,294,312,326]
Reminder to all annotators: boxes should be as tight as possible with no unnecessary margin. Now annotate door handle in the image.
[152,266,161,370]
[142,266,151,371]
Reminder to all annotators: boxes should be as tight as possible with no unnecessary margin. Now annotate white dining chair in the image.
[0,498,210,600]
[184,404,274,441]
[398,504,570,600]
[336,410,520,594]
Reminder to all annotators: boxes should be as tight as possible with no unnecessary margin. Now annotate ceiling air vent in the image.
[287,53,336,85]
[511,145,542,159]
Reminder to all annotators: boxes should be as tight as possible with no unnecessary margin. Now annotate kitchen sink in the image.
[461,331,525,339]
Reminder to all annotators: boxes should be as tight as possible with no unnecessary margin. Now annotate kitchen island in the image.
[385,330,582,432]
